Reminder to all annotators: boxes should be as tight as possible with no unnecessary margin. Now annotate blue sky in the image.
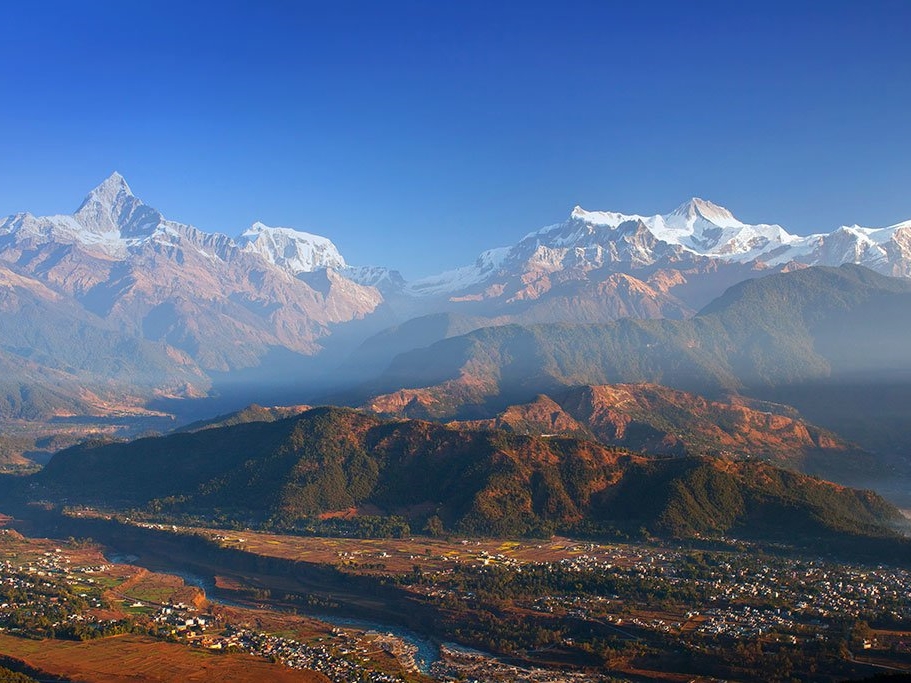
[1,0,910,277]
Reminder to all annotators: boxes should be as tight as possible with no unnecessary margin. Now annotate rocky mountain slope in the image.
[452,384,871,483]
[0,258,207,419]
[0,174,397,421]
[0,173,384,372]
[343,201,911,394]
[361,265,911,419]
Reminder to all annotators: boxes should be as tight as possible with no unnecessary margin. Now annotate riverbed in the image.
[105,550,440,672]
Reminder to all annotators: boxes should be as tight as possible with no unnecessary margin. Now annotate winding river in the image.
[105,551,440,672]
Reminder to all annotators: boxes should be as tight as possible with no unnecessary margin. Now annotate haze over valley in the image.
[2,176,911,501]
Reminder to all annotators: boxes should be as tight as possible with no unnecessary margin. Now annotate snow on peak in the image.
[73,172,160,239]
[666,197,743,229]
[562,198,795,261]
[240,222,346,274]
[416,197,811,296]
[0,176,359,273]
[92,171,133,197]
[568,206,644,228]
[406,245,510,297]
[76,172,134,214]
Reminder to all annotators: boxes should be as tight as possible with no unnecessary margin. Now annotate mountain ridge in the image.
[406,198,911,309]
[0,174,387,375]
[28,406,906,546]
[360,265,911,420]
[7,175,911,299]
[450,383,873,484]
[3,175,911,441]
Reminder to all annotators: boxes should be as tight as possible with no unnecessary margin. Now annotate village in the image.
[3,518,911,681]
[414,540,911,650]
[0,529,424,682]
[168,522,911,668]
[153,609,417,683]
[0,534,121,639]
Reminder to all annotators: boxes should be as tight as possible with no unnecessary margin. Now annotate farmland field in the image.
[0,633,329,682]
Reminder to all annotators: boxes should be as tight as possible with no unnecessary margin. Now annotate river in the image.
[104,551,440,673]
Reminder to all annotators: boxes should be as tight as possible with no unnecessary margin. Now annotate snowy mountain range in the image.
[2,172,355,275]
[1,173,911,423]
[5,174,910,308]
[408,197,911,300]
[0,173,385,373]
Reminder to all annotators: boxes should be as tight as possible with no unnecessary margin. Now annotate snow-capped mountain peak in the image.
[0,174,358,275]
[75,172,136,226]
[570,205,593,220]
[239,222,347,274]
[81,171,134,203]
[567,206,644,228]
[567,198,744,236]
[666,197,744,230]
[413,197,899,297]
[73,172,162,240]
[0,176,387,380]
[545,199,782,259]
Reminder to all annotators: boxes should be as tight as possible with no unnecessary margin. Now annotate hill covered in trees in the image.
[27,407,906,551]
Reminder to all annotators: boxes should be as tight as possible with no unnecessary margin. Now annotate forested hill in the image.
[28,407,907,553]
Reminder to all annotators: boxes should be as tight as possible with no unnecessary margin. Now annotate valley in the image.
[1,390,909,680]
[1,509,909,682]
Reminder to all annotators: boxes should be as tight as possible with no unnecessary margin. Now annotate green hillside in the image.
[30,407,908,553]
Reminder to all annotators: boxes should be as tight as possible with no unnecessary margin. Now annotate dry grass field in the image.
[110,568,204,609]
[0,633,329,682]
[198,528,623,573]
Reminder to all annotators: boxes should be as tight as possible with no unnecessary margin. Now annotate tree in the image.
[424,514,445,537]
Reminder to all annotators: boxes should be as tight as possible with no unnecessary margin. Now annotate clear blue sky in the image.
[1,0,909,277]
